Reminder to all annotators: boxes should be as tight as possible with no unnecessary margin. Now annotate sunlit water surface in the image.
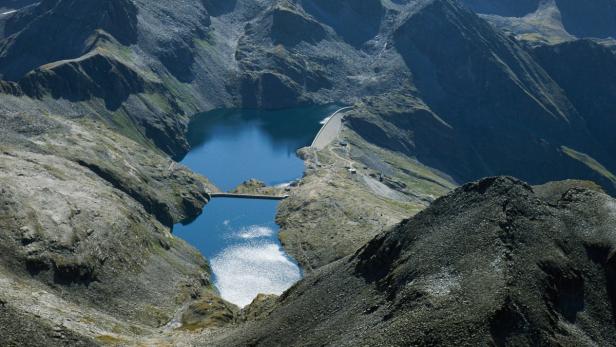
[174,106,338,307]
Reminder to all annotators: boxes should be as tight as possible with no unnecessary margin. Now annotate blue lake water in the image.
[174,106,339,307]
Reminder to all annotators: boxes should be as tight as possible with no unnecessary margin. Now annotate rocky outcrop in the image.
[230,179,286,196]
[240,294,279,321]
[238,71,305,109]
[203,0,238,16]
[0,149,209,328]
[181,292,239,330]
[137,0,211,83]
[0,303,96,347]
[218,177,616,346]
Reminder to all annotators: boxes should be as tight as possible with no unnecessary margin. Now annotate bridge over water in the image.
[208,193,289,201]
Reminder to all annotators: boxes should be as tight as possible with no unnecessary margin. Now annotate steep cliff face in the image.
[217,177,616,346]
[392,0,576,181]
[18,53,147,109]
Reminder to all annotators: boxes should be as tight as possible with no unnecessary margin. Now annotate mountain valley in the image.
[1,0,616,345]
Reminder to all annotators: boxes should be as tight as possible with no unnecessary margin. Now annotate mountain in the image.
[216,177,616,346]
[1,0,616,345]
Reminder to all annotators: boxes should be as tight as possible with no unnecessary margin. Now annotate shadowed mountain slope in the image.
[344,0,616,196]
[463,0,616,44]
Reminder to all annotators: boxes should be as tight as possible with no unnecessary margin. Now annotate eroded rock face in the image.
[338,0,616,197]
[218,177,616,346]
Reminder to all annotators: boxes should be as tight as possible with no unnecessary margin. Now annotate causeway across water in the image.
[208,193,289,200]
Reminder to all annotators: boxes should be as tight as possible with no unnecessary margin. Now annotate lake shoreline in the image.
[174,105,340,307]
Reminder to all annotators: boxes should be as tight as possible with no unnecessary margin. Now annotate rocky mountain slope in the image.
[215,177,616,346]
[1,0,616,345]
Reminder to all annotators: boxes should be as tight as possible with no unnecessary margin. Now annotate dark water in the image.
[174,106,339,307]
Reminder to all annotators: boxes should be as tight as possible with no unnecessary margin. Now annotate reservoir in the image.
[174,106,339,307]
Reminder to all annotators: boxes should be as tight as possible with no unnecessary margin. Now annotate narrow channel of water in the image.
[174,106,339,307]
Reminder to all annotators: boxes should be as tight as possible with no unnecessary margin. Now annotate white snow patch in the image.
[1,10,17,15]
[211,242,301,307]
